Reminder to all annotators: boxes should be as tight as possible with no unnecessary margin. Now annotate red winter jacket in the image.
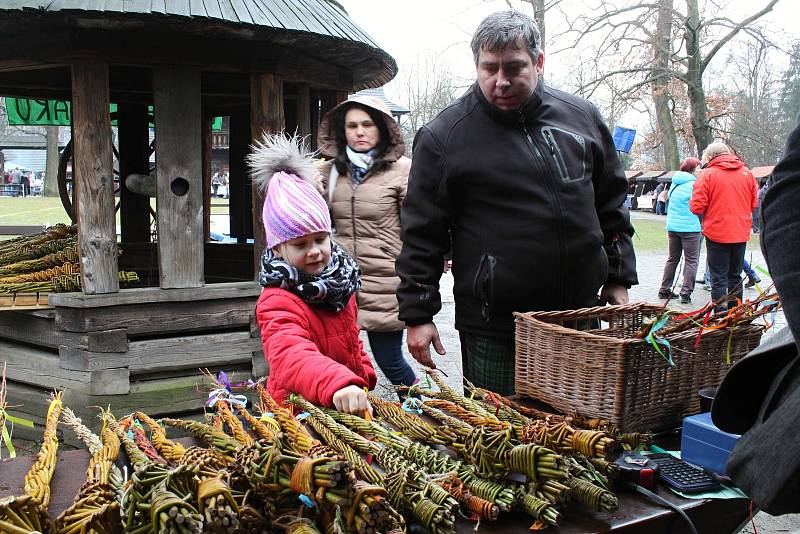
[255,287,377,407]
[690,154,758,243]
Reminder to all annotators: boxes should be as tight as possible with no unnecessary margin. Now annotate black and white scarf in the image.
[259,241,360,312]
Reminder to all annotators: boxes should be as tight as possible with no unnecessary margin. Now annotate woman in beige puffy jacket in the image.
[319,95,417,389]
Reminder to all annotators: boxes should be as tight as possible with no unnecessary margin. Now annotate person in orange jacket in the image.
[690,142,758,311]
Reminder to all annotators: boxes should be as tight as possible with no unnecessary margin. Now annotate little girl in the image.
[249,134,376,415]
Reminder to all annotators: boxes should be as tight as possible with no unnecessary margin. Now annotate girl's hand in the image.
[332,385,373,416]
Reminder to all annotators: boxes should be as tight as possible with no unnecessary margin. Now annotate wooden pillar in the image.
[229,109,252,245]
[202,114,213,242]
[250,72,285,275]
[310,89,321,150]
[70,61,119,294]
[296,83,311,138]
[117,102,152,243]
[153,66,204,288]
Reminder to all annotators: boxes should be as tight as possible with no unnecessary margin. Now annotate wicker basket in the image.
[513,302,764,432]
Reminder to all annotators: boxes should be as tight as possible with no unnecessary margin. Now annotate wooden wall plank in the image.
[153,66,204,288]
[0,311,128,351]
[55,298,256,334]
[250,72,285,276]
[0,340,90,391]
[71,61,119,294]
[89,367,130,395]
[59,330,257,372]
[50,281,260,308]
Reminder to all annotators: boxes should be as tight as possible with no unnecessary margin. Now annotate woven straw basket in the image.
[513,303,764,432]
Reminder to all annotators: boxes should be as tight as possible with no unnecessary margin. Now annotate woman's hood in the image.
[671,171,696,186]
[318,95,406,161]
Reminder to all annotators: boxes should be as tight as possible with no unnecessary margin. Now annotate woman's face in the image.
[275,232,331,276]
[344,107,380,152]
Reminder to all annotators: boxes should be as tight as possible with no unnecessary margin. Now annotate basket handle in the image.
[513,302,660,321]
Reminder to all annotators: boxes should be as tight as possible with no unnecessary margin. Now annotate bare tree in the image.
[501,0,564,52]
[562,0,780,163]
[390,52,466,152]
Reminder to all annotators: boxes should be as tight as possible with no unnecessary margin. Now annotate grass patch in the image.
[631,214,760,252]
[0,196,231,227]
[631,218,667,251]
[0,196,72,226]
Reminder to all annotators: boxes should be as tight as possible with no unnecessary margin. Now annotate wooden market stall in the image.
[0,0,397,443]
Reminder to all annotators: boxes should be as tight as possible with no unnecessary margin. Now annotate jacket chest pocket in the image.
[540,126,589,184]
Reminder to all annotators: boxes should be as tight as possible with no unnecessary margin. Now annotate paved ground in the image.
[362,211,797,533]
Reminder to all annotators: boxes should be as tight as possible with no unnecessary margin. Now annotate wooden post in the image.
[310,89,321,150]
[202,114,213,242]
[117,102,152,243]
[70,61,119,294]
[229,109,252,245]
[250,72,285,275]
[296,83,311,137]
[153,66,204,288]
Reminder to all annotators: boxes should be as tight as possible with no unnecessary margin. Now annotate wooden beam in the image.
[296,83,311,137]
[153,66,204,288]
[71,61,119,294]
[49,281,260,308]
[58,330,256,373]
[117,102,152,243]
[250,72,285,275]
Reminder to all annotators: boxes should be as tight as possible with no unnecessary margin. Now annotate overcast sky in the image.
[340,0,798,127]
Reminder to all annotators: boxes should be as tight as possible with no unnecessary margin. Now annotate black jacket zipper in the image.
[542,128,570,183]
[519,113,567,307]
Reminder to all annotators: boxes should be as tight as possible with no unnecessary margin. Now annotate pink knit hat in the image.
[261,171,331,249]
[247,134,331,249]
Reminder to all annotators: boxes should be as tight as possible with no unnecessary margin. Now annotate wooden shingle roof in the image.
[0,0,397,89]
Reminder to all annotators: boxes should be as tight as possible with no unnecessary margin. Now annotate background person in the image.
[690,142,758,312]
[657,157,702,304]
[396,10,637,395]
[318,96,417,391]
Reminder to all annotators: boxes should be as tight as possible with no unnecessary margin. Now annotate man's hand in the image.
[406,322,446,368]
[600,283,629,305]
[332,385,373,416]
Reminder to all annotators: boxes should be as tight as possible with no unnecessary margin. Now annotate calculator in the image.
[647,453,720,493]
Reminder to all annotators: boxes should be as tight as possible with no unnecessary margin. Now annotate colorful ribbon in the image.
[645,314,674,366]
[0,410,34,459]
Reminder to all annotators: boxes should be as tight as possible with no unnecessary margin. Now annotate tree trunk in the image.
[685,0,712,156]
[43,125,60,197]
[533,0,545,52]
[652,0,680,169]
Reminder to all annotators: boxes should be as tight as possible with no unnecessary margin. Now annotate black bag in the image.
[712,327,800,515]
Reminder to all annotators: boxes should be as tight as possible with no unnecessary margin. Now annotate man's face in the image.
[476,43,544,111]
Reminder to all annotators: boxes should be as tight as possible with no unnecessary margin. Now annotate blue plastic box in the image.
[680,413,740,475]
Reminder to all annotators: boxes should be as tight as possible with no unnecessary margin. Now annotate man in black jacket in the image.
[396,10,638,394]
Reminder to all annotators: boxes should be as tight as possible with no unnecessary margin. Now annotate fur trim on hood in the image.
[318,95,405,161]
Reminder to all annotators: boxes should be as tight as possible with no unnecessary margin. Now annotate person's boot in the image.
[745,275,761,288]
[658,290,679,299]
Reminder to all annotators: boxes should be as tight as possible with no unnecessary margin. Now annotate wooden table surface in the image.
[0,438,751,534]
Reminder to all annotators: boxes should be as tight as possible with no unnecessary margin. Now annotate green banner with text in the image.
[4,98,222,130]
